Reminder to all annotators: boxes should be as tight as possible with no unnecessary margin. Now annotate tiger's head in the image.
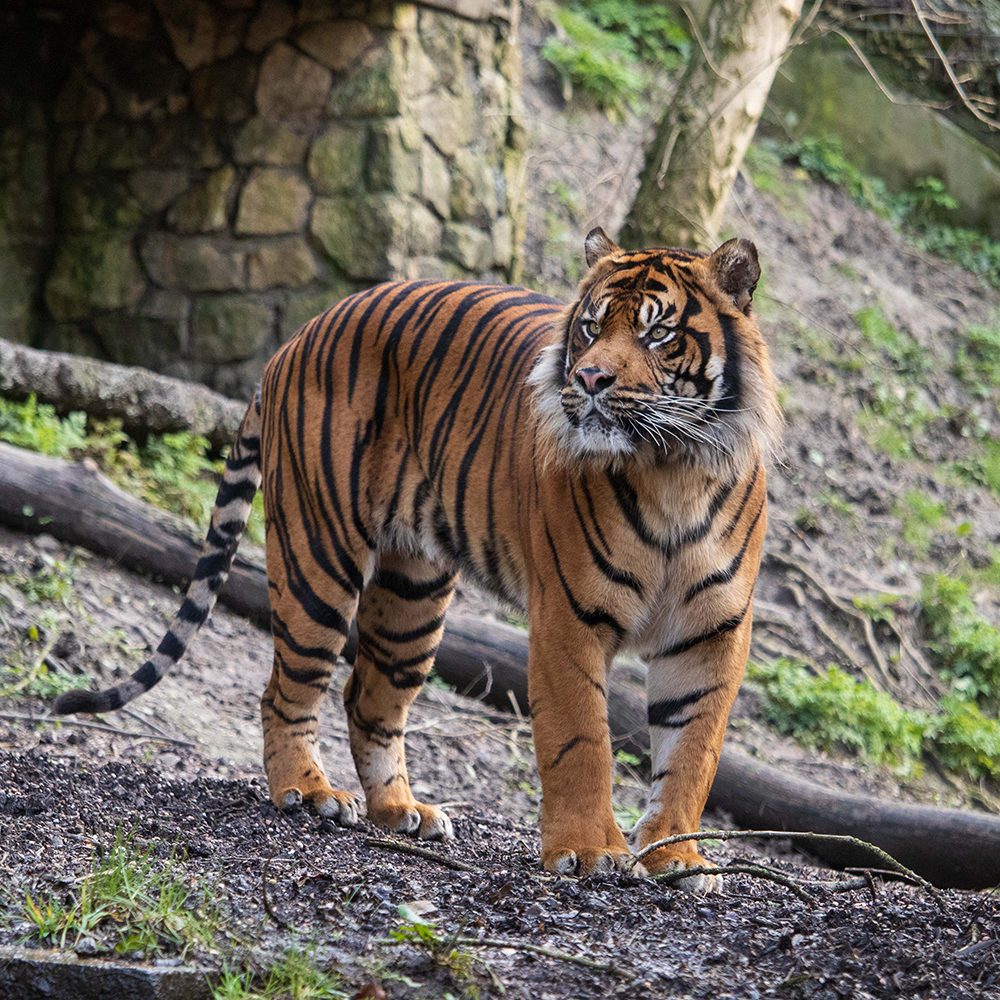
[529,227,782,477]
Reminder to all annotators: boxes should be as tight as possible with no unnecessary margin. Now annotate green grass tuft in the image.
[21,830,218,957]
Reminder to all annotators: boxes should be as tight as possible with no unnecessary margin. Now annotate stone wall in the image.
[0,0,524,396]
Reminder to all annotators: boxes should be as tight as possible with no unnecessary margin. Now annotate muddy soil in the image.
[2,747,998,1000]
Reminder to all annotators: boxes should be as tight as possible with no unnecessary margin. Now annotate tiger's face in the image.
[530,228,782,476]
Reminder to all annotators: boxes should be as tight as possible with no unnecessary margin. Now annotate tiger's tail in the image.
[53,393,263,716]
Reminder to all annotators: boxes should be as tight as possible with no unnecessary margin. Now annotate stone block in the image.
[141,234,245,292]
[45,233,145,321]
[246,0,294,53]
[297,20,375,71]
[155,0,224,71]
[443,222,493,272]
[311,193,399,278]
[167,166,235,233]
[191,295,273,362]
[282,279,356,335]
[247,237,318,289]
[54,69,108,124]
[450,147,498,224]
[233,118,307,166]
[256,42,331,120]
[327,44,401,118]
[235,168,311,235]
[94,312,184,369]
[84,34,185,119]
[60,177,144,233]
[491,215,513,267]
[0,945,213,1000]
[420,141,450,218]
[190,56,257,122]
[128,170,190,213]
[366,121,419,195]
[99,3,151,42]
[415,90,474,157]
[308,124,366,194]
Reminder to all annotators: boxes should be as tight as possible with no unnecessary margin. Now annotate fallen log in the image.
[1,443,998,889]
[0,339,244,450]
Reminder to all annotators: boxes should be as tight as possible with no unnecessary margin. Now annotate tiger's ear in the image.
[584,227,621,268]
[708,238,760,313]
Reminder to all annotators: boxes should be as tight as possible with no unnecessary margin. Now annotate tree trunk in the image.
[620,0,804,250]
[0,339,246,451]
[3,442,999,889]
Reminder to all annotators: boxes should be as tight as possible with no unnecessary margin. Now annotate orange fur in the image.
[56,231,781,892]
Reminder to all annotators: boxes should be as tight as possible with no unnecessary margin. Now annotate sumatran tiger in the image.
[55,228,781,893]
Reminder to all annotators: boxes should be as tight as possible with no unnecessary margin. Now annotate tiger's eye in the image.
[648,325,676,343]
[581,319,600,341]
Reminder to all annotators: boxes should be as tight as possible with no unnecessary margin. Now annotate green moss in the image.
[854,305,927,376]
[953,317,1000,396]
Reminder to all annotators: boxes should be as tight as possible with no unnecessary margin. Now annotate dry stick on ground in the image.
[363,836,480,874]
[261,855,293,932]
[452,937,618,976]
[631,829,942,905]
[654,863,818,904]
[0,711,195,747]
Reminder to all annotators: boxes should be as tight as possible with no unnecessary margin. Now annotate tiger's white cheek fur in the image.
[528,343,635,461]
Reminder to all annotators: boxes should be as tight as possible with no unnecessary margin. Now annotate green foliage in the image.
[389,905,479,995]
[21,830,217,957]
[0,396,87,456]
[851,591,902,624]
[778,136,1000,288]
[918,575,1000,704]
[0,395,265,544]
[749,658,1000,783]
[928,696,1000,781]
[857,384,939,461]
[853,305,927,376]
[894,490,947,556]
[747,658,926,773]
[0,557,81,699]
[213,947,347,1000]
[953,317,1000,395]
[541,1,688,118]
[952,436,1000,497]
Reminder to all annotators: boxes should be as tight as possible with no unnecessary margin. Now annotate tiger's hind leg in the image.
[261,539,364,827]
[345,552,457,841]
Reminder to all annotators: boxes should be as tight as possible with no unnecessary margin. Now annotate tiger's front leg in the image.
[528,611,632,876]
[631,614,753,893]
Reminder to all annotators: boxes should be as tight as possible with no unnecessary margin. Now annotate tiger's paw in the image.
[639,847,722,894]
[542,846,643,878]
[276,785,360,828]
[368,801,454,841]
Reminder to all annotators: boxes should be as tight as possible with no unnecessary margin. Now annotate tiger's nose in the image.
[576,367,617,396]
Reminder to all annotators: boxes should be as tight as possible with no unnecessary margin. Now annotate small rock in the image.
[75,936,100,956]
[33,534,60,553]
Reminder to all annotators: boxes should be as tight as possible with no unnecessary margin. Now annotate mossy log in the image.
[1,441,998,889]
[0,338,245,450]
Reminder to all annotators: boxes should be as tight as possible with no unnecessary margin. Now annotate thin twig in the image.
[0,711,195,747]
[653,863,817,904]
[454,936,617,975]
[364,836,480,874]
[261,855,293,932]
[631,829,943,904]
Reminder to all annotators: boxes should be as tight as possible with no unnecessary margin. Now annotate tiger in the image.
[55,227,781,893]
